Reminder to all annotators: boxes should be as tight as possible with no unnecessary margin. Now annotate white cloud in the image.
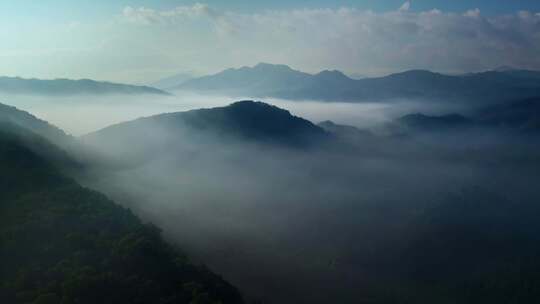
[399,1,411,12]
[122,3,218,25]
[464,8,481,18]
[88,4,540,79]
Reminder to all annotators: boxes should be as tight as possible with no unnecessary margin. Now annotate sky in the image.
[1,0,540,83]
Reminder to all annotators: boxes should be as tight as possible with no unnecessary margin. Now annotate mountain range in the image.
[151,72,195,90]
[175,63,540,104]
[0,76,169,96]
[394,97,540,134]
[3,96,540,303]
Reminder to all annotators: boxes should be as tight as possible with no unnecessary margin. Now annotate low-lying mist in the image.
[5,92,539,303]
[78,106,540,303]
[1,90,465,136]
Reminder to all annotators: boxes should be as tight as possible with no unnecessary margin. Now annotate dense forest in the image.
[0,123,244,304]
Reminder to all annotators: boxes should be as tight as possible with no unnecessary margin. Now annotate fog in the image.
[1,91,465,136]
[4,91,539,303]
[74,97,540,303]
[83,135,539,303]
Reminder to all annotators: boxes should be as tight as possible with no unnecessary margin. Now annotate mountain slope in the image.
[83,100,330,163]
[176,63,540,104]
[175,63,313,97]
[0,102,72,145]
[151,72,195,90]
[390,98,540,134]
[0,118,244,304]
[0,77,170,96]
[0,102,100,170]
[318,120,373,139]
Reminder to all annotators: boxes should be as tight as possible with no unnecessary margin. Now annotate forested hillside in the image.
[0,124,244,304]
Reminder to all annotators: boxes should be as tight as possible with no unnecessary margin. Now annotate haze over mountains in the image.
[5,62,539,106]
[3,95,540,303]
[0,76,169,96]
[175,63,540,104]
[0,103,70,144]
[79,99,540,303]
[4,1,540,303]
[393,97,540,134]
[1,46,539,304]
[151,72,196,90]
[83,100,329,161]
[0,104,244,304]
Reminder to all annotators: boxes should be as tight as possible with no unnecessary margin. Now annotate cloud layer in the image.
[120,2,540,76]
[1,2,539,83]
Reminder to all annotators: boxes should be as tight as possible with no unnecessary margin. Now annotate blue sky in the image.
[155,0,540,14]
[3,0,540,18]
[3,0,540,27]
[1,1,539,83]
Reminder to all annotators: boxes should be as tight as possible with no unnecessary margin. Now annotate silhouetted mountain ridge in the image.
[151,72,195,90]
[86,100,328,146]
[0,102,71,145]
[0,76,169,96]
[82,101,330,166]
[394,98,540,133]
[0,107,244,304]
[176,63,540,104]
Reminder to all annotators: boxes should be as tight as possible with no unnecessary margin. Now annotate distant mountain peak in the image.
[227,63,296,74]
[228,99,285,111]
[228,99,284,108]
[0,76,170,96]
[85,100,329,157]
[177,63,540,104]
[151,71,195,90]
[253,62,294,71]
[319,120,338,127]
[315,70,351,80]
[390,69,441,77]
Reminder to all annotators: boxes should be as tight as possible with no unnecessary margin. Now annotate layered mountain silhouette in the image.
[0,105,244,304]
[397,113,474,131]
[394,98,540,134]
[3,96,540,303]
[176,63,540,104]
[0,102,71,145]
[83,100,330,163]
[475,97,540,132]
[151,72,195,90]
[318,120,373,140]
[0,76,169,96]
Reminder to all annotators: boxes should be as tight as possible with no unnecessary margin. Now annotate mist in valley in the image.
[1,91,463,136]
[3,2,540,304]
[2,90,538,302]
[2,88,540,303]
[14,93,526,303]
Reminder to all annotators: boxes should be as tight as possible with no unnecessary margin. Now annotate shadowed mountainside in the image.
[0,102,72,145]
[0,108,244,304]
[0,77,170,96]
[82,100,330,164]
[391,98,540,134]
[176,63,540,104]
